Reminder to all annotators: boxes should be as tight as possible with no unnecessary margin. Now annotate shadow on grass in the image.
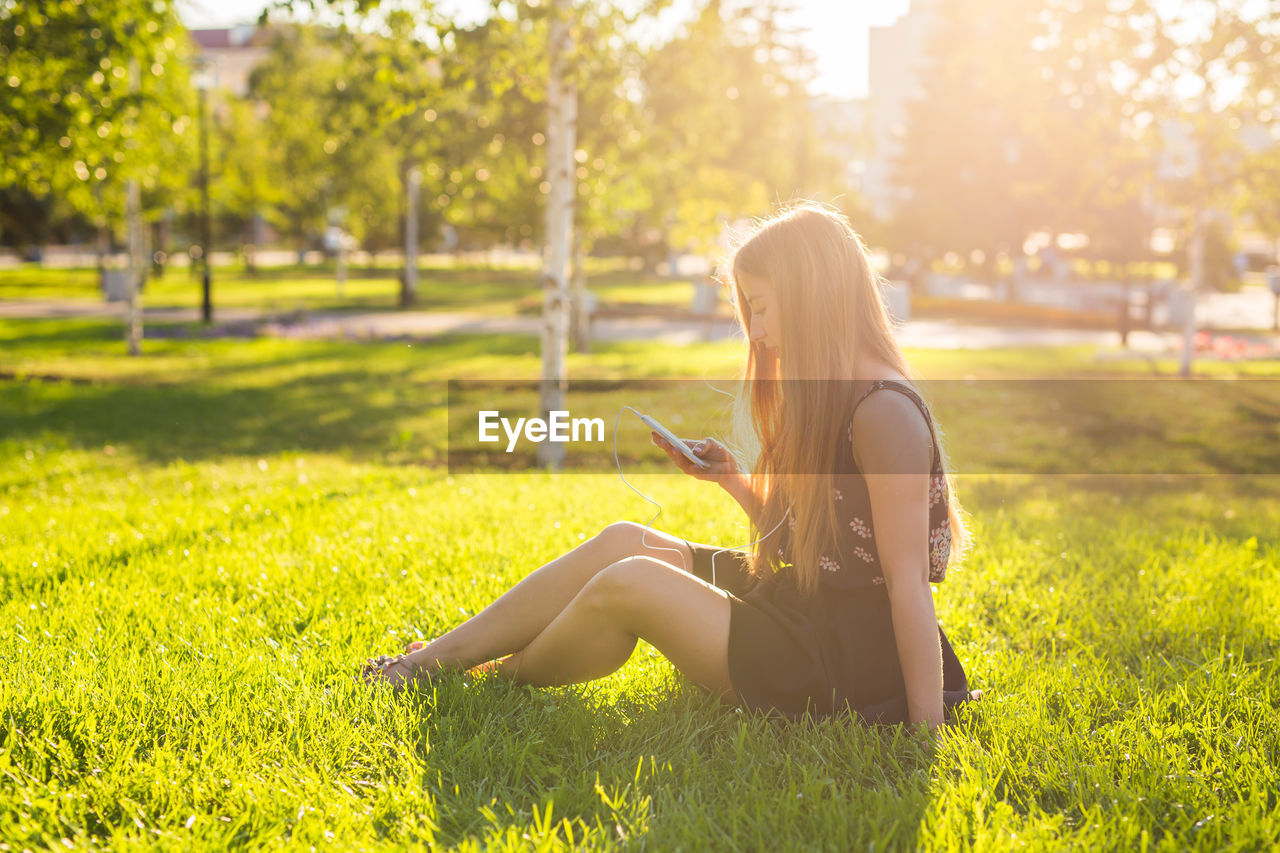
[0,372,445,463]
[396,674,938,849]
[0,321,555,465]
[936,379,1280,477]
[0,318,137,346]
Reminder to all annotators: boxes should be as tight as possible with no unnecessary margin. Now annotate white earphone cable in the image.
[612,407,790,587]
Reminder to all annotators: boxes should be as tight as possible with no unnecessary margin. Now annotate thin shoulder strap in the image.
[852,379,927,420]
[850,379,940,457]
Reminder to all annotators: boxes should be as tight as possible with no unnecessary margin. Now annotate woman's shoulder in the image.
[848,374,934,475]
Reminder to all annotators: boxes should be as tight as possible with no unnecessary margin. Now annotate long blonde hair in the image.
[725,201,970,596]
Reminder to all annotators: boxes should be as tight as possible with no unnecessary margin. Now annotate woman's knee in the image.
[592,521,647,561]
[579,556,657,616]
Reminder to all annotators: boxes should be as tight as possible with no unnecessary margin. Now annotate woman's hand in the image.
[651,433,764,530]
[651,433,741,483]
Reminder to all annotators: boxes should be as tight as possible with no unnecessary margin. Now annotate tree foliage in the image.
[0,0,195,233]
[5,0,864,259]
[890,0,1280,283]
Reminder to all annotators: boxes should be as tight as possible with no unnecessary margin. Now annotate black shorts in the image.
[681,542,758,599]
[682,541,975,723]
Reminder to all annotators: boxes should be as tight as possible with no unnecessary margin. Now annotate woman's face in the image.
[738,273,781,352]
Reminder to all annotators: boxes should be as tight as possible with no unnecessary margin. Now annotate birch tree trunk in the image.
[94,180,107,291]
[1180,110,1211,379]
[336,239,347,299]
[402,166,421,308]
[125,58,143,356]
[125,177,143,357]
[1179,208,1204,378]
[538,0,577,469]
[570,235,590,354]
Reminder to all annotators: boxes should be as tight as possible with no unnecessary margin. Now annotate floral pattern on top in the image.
[929,522,951,582]
[808,379,953,588]
[929,475,947,509]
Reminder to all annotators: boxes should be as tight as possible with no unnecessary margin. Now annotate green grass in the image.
[0,264,695,317]
[1,320,1278,850]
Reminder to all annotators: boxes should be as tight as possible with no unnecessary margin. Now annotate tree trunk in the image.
[244,210,262,274]
[96,223,109,290]
[125,178,143,356]
[1274,237,1279,332]
[1118,271,1131,348]
[125,58,144,354]
[538,0,577,470]
[336,239,347,299]
[199,81,213,323]
[94,182,108,293]
[151,218,166,279]
[1179,209,1204,378]
[402,166,421,308]
[570,235,590,354]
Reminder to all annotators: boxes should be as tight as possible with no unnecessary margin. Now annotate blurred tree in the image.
[339,5,454,305]
[0,188,90,251]
[258,7,502,303]
[1242,144,1280,329]
[1057,0,1280,374]
[636,0,842,264]
[889,0,1055,290]
[0,0,195,248]
[1241,143,1280,264]
[1032,0,1158,281]
[205,95,288,270]
[430,6,546,248]
[251,24,391,263]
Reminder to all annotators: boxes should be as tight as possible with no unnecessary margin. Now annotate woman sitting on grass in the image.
[363,201,979,730]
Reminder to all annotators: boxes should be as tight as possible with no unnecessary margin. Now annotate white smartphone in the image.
[636,411,711,469]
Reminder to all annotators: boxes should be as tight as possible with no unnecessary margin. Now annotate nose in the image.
[749,314,765,342]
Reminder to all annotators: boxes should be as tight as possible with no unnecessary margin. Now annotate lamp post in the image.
[194,61,214,324]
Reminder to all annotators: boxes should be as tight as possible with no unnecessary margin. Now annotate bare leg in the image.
[494,556,739,702]
[402,522,696,675]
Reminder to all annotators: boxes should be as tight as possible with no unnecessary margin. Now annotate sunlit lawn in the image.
[0,263,697,317]
[1,320,1278,850]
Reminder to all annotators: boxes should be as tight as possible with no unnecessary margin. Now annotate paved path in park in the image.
[1,297,1269,352]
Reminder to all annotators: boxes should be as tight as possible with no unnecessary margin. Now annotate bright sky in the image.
[177,0,913,99]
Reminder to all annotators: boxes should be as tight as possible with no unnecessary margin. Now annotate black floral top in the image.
[726,378,961,721]
[772,379,952,588]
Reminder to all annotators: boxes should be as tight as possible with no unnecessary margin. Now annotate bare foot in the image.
[360,652,432,691]
[466,658,504,677]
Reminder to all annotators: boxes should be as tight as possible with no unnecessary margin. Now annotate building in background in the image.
[190,26,272,96]
[863,0,939,224]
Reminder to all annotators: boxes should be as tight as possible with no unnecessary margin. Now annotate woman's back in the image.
[722,378,966,722]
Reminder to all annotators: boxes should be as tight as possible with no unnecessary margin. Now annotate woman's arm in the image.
[720,472,764,528]
[852,394,945,730]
